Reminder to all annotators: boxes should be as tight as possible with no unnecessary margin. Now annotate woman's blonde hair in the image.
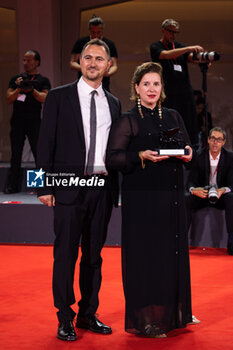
[130,62,166,102]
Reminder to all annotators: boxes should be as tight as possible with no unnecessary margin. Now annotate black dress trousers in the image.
[52,179,113,322]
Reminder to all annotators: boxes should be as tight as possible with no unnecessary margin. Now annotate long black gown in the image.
[106,104,192,335]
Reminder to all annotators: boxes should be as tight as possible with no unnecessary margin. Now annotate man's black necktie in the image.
[86,90,97,175]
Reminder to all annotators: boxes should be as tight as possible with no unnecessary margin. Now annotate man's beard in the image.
[85,69,101,81]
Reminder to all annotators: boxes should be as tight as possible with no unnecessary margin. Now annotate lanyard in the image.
[209,158,219,184]
[161,40,177,63]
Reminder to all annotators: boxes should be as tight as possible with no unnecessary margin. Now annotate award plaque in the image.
[157,128,189,156]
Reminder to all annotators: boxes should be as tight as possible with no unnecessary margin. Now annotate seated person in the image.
[186,127,233,255]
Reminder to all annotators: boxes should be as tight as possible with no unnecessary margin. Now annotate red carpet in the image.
[0,245,233,349]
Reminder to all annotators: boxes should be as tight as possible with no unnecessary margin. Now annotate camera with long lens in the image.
[20,79,38,91]
[204,184,218,204]
[192,51,220,62]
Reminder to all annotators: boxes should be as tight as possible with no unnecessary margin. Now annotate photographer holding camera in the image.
[5,50,51,193]
[150,19,206,148]
[186,127,233,255]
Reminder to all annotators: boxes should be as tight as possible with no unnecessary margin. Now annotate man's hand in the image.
[191,187,208,198]
[103,57,118,77]
[38,194,55,207]
[15,76,23,87]
[217,188,226,199]
[188,45,204,54]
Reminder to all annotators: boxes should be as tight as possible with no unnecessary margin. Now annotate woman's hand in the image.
[141,150,169,163]
[176,145,192,162]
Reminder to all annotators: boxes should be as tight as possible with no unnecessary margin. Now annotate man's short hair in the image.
[80,38,110,59]
[209,127,226,140]
[161,19,179,31]
[88,15,104,29]
[25,49,41,66]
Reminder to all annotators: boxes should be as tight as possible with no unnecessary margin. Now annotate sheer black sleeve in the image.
[106,114,139,173]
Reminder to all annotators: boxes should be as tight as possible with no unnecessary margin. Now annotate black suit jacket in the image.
[37,80,121,205]
[187,146,233,190]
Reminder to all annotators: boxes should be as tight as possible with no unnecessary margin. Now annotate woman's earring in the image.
[158,99,162,119]
[137,96,144,118]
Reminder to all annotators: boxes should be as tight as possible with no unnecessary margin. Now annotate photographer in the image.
[5,50,51,194]
[150,18,205,148]
[186,127,233,255]
[70,15,118,92]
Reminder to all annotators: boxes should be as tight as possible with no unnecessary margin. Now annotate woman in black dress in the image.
[106,62,198,337]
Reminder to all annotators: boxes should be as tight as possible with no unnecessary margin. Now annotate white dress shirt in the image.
[77,77,111,174]
[209,151,220,185]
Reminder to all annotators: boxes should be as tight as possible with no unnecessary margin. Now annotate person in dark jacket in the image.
[37,39,121,341]
[186,127,233,255]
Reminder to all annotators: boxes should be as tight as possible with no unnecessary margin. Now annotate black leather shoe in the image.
[76,315,112,334]
[227,243,233,255]
[57,320,77,341]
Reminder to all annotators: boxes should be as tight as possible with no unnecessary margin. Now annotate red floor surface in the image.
[0,245,233,350]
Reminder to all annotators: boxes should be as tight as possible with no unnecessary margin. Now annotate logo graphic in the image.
[27,168,45,188]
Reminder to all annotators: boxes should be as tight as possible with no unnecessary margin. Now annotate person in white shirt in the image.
[186,127,233,255]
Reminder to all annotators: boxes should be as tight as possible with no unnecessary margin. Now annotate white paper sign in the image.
[17,94,26,102]
[173,64,182,72]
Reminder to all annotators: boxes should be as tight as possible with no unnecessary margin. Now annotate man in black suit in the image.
[186,127,233,255]
[37,39,121,341]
